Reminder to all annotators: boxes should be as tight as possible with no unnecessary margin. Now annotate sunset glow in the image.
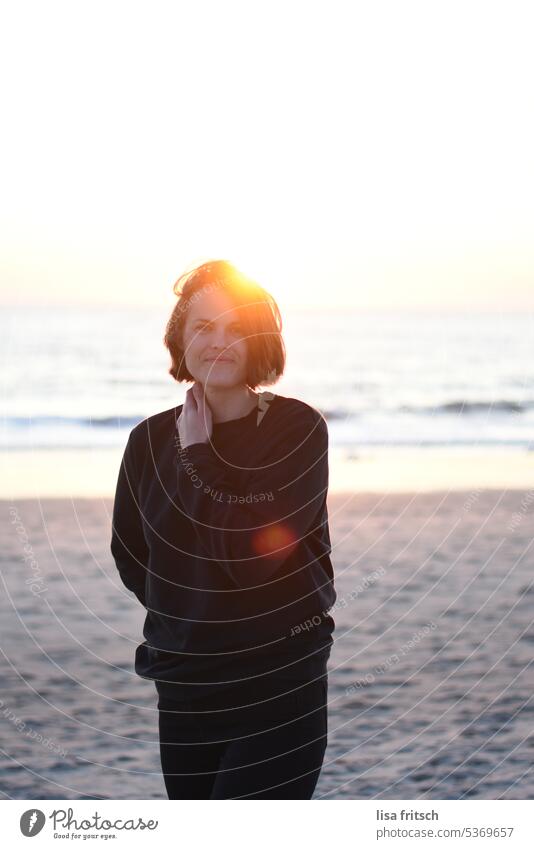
[1,1,533,313]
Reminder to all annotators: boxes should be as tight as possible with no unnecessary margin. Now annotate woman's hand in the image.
[176,383,213,449]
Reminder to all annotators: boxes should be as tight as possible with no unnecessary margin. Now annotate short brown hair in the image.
[163,259,286,388]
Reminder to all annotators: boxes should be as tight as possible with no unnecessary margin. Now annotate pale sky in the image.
[1,0,533,313]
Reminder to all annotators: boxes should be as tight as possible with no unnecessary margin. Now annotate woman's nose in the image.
[210,326,232,347]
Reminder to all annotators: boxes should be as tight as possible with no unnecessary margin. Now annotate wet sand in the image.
[1,445,534,498]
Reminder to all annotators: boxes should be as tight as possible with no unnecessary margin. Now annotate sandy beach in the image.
[1,445,534,498]
[1,487,533,799]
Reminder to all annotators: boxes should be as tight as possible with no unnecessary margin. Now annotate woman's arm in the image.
[176,409,329,590]
[110,432,149,607]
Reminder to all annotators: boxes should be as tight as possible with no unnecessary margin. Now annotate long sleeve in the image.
[176,409,329,590]
[110,432,149,607]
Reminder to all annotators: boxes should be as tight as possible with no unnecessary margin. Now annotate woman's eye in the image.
[197,324,241,333]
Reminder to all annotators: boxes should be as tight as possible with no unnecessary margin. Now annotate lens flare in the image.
[252,523,297,560]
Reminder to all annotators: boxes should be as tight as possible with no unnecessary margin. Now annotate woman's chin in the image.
[199,375,243,390]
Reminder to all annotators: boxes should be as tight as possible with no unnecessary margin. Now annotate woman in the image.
[110,259,337,799]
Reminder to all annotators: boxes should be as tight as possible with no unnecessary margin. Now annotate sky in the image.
[0,0,533,313]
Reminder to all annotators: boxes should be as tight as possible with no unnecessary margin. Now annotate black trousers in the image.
[156,676,328,799]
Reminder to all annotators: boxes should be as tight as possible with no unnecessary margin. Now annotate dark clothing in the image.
[110,392,336,702]
[157,675,328,799]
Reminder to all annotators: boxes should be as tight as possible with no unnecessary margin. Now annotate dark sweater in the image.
[110,392,336,701]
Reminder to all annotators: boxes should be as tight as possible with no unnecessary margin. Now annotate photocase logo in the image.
[20,809,45,836]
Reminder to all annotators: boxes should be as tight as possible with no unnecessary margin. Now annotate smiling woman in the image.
[111,259,337,799]
[163,259,285,407]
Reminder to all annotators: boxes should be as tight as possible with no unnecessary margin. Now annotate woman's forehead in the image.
[186,286,242,322]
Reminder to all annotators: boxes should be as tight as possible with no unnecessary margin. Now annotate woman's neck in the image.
[202,385,259,424]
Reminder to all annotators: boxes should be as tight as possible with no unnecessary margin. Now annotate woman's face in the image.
[181,287,249,388]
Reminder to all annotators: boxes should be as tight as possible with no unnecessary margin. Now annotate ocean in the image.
[1,304,533,451]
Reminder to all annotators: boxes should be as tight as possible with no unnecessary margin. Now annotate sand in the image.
[1,446,534,498]
[1,488,533,799]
